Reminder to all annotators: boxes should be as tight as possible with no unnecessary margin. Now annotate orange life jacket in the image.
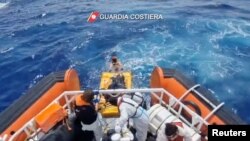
[75,95,90,106]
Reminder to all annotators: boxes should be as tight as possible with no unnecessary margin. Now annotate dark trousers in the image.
[73,120,94,141]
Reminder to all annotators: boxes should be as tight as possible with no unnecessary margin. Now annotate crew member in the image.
[108,97,149,141]
[74,89,102,141]
[156,122,193,141]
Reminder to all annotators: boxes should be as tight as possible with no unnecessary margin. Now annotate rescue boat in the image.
[0,67,245,141]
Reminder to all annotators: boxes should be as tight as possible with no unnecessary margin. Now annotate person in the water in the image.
[109,55,123,73]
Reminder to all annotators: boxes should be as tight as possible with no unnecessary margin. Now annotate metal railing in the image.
[1,88,224,141]
[6,92,78,141]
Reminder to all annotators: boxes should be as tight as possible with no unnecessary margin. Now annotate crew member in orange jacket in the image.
[73,89,102,141]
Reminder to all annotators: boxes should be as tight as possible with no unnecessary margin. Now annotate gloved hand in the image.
[115,125,121,133]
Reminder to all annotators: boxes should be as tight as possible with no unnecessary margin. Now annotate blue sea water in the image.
[0,0,250,123]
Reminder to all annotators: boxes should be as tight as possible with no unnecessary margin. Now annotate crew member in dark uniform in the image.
[73,89,102,141]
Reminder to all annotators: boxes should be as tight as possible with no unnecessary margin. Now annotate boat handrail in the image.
[5,88,222,141]
[179,84,219,109]
[177,84,225,121]
[178,84,201,101]
[64,89,210,133]
[7,92,77,141]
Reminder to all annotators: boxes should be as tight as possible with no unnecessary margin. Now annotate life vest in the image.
[74,95,97,125]
[75,95,90,106]
[167,122,184,141]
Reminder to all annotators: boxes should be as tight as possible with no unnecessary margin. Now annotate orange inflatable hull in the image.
[0,69,80,140]
[150,67,245,125]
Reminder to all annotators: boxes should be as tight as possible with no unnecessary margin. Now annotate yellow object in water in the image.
[98,72,132,118]
[99,72,132,89]
[98,95,120,118]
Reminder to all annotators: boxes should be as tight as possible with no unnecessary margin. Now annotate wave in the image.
[1,0,250,123]
[191,3,250,14]
[0,47,13,54]
[201,4,239,10]
[0,2,9,9]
